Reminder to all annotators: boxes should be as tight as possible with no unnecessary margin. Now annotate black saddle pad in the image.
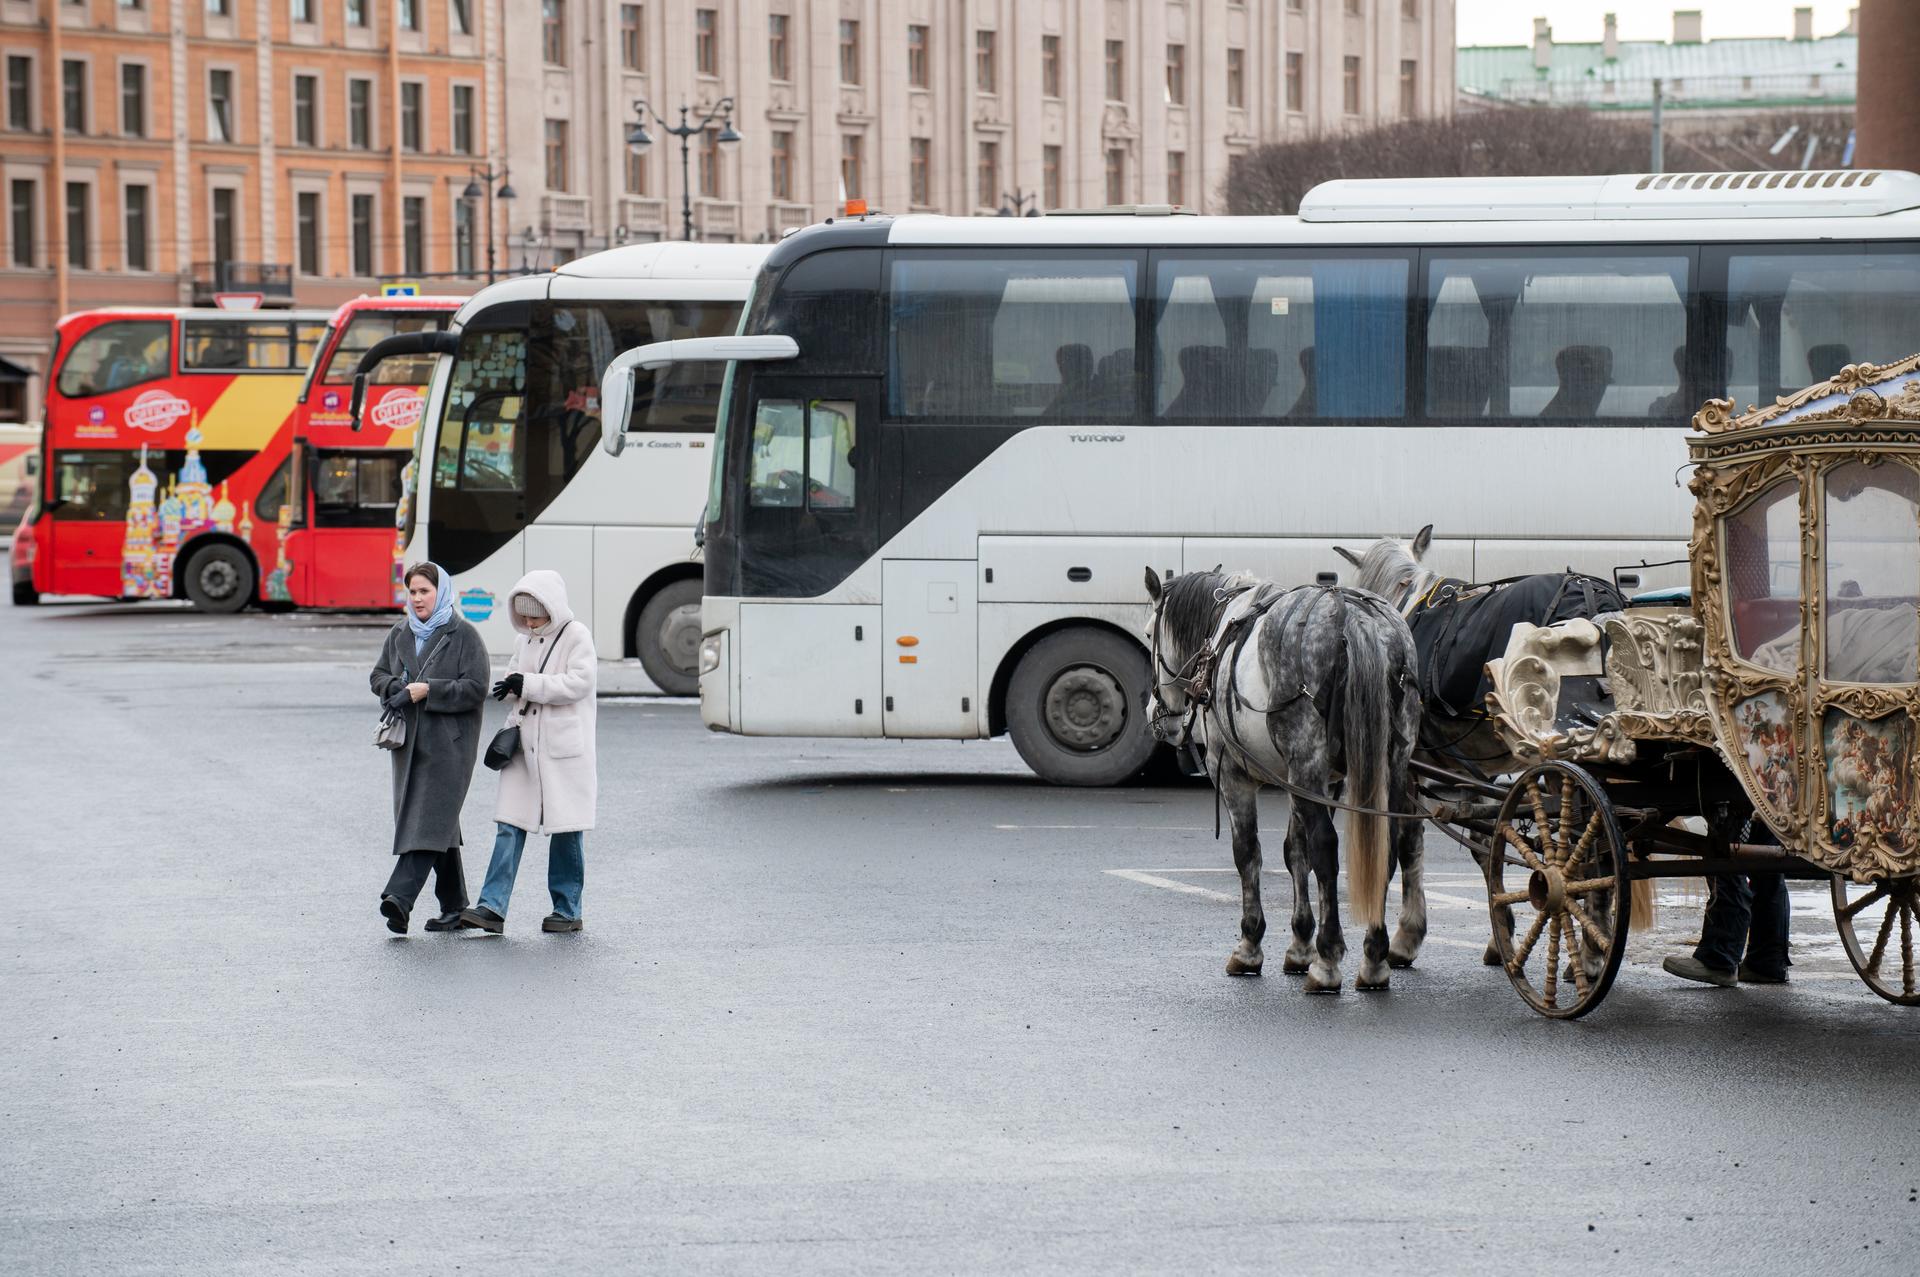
[1408,573,1625,718]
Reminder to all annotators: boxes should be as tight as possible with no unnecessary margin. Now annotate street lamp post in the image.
[628,97,742,242]
[999,188,1041,218]
[460,164,516,283]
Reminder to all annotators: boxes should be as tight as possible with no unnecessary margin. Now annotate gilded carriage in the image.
[1444,357,1920,1017]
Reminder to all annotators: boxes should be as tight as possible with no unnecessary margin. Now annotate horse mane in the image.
[1159,570,1259,658]
[1351,538,1437,610]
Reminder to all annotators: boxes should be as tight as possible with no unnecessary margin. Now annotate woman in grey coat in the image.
[370,561,489,934]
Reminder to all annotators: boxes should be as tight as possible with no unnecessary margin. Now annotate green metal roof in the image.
[1457,32,1856,109]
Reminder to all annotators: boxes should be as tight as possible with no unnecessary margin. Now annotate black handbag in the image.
[484,621,569,771]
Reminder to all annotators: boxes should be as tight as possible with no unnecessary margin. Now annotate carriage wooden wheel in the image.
[1485,760,1631,1019]
[1831,875,1920,1006]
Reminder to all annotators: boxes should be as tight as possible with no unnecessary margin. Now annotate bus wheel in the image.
[11,580,37,606]
[634,578,703,696]
[1006,628,1156,787]
[183,544,255,614]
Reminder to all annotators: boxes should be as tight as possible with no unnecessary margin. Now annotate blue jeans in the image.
[1695,873,1790,978]
[477,822,584,920]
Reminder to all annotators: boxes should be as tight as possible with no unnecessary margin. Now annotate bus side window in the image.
[1722,250,1920,410]
[807,400,856,510]
[54,320,172,398]
[749,400,806,507]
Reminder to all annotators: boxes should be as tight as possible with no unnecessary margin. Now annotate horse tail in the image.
[1629,878,1657,932]
[1338,600,1392,932]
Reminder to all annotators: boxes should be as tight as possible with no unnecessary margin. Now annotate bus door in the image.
[45,449,133,597]
[308,446,408,607]
[735,376,881,735]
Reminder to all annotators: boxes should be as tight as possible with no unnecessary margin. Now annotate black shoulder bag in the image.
[484,621,570,771]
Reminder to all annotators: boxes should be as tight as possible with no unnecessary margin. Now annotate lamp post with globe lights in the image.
[460,164,516,283]
[628,97,742,242]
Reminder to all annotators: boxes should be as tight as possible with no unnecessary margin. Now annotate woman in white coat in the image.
[458,569,597,934]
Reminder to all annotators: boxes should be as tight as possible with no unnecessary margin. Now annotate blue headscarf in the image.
[406,562,456,659]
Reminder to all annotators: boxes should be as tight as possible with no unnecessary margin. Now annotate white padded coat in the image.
[492,570,598,834]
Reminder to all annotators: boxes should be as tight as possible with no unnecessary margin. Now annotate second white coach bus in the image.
[402,241,767,692]
[606,171,1920,779]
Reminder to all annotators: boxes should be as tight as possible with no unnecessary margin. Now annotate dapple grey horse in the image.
[1144,569,1426,993]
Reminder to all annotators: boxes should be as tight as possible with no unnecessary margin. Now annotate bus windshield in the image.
[319,312,448,386]
[55,320,170,398]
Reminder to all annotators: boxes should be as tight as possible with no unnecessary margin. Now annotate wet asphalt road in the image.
[4,599,1918,1275]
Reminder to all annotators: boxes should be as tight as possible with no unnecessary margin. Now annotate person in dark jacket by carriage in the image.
[369,562,490,935]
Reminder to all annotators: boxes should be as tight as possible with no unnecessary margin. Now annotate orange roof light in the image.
[845,198,869,216]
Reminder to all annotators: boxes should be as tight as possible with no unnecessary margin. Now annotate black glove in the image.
[385,685,412,711]
[491,673,523,701]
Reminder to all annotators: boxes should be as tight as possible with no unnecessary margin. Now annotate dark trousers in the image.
[1694,873,1791,979]
[383,848,469,915]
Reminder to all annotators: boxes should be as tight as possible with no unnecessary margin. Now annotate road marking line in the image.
[1105,869,1240,903]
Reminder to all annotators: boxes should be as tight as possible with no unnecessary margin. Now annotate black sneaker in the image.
[458,905,505,934]
[424,911,464,932]
[1662,955,1736,987]
[379,895,408,935]
[542,913,583,933]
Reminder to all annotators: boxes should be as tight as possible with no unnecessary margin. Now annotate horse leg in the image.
[1219,764,1266,977]
[1387,788,1428,968]
[1300,801,1345,993]
[1282,816,1316,974]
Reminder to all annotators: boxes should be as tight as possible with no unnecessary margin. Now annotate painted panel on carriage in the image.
[1823,709,1913,855]
[1734,690,1799,818]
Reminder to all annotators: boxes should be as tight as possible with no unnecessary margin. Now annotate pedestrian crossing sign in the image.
[382,282,421,297]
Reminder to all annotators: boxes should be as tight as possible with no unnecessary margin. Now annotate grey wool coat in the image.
[369,616,489,855]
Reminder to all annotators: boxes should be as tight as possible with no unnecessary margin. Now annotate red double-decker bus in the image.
[12,298,458,611]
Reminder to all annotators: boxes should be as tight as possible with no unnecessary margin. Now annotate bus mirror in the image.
[348,372,370,431]
[348,329,459,432]
[600,334,800,456]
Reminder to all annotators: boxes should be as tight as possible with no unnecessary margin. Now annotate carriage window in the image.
[888,254,1139,420]
[1722,477,1802,670]
[1426,254,1688,421]
[55,320,171,398]
[1724,251,1920,411]
[1153,254,1407,419]
[1822,461,1920,684]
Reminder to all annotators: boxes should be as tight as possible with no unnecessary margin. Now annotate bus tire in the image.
[182,543,255,614]
[12,580,38,606]
[634,578,703,696]
[1006,628,1156,787]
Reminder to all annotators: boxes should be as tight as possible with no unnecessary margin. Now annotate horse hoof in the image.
[1387,951,1416,969]
[1482,941,1502,967]
[1282,956,1311,975]
[1226,953,1264,977]
[1356,975,1391,991]
[1303,969,1342,994]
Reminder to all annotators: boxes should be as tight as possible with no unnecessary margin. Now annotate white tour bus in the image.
[399,241,768,693]
[601,171,1920,780]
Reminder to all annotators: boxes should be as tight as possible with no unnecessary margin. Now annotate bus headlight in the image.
[698,634,723,675]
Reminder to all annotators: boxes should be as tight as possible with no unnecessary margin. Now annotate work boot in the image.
[423,911,464,932]
[542,913,583,933]
[458,906,505,934]
[379,895,408,935]
[1662,955,1736,987]
[1737,962,1788,984]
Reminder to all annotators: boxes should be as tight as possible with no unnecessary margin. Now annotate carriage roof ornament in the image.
[1690,351,1920,451]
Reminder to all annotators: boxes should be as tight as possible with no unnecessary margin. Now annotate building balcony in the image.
[189,262,295,307]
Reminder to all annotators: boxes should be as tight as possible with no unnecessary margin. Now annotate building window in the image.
[698,127,719,197]
[10,179,34,267]
[451,0,472,37]
[975,30,996,94]
[1041,35,1061,98]
[403,195,425,274]
[348,79,372,148]
[207,68,234,142]
[296,190,320,275]
[1226,48,1245,109]
[908,26,928,88]
[400,82,423,152]
[211,187,236,266]
[1286,52,1304,112]
[1105,40,1124,101]
[1403,0,1420,17]
[1105,147,1125,205]
[350,193,374,276]
[293,75,318,145]
[63,60,86,134]
[346,0,367,28]
[770,130,793,201]
[1288,0,1303,10]
[625,145,647,195]
[65,183,89,269]
[1344,0,1362,13]
[6,56,29,131]
[208,0,231,15]
[696,9,717,75]
[1343,55,1361,115]
[839,21,860,85]
[399,0,420,30]
[621,5,644,70]
[840,134,864,201]
[453,199,475,275]
[767,14,789,79]
[1400,59,1418,115]
[545,119,570,192]
[124,183,150,271]
[292,0,314,22]
[1165,44,1185,106]
[543,1,567,67]
[909,138,930,206]
[120,63,146,137]
[1166,152,1186,206]
[976,140,998,210]
[451,84,473,154]
[1043,144,1061,209]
